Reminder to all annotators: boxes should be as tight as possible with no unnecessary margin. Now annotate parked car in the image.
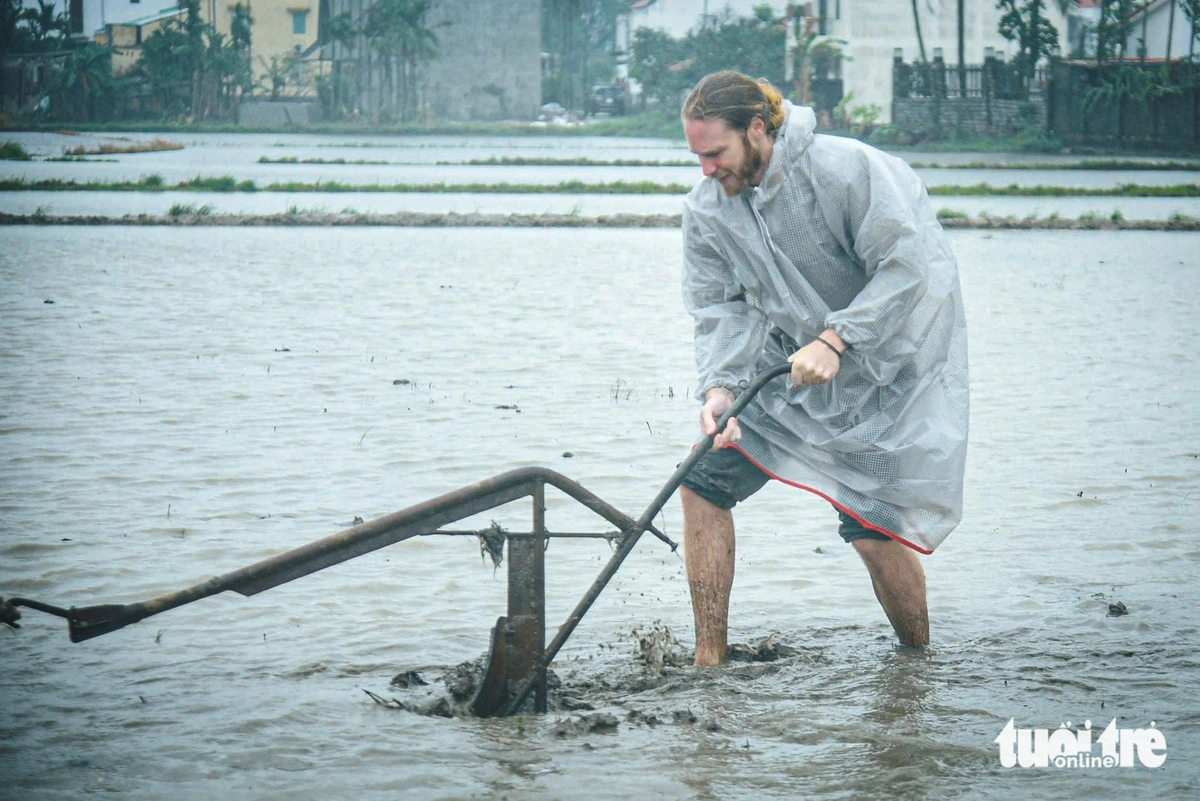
[587,85,625,116]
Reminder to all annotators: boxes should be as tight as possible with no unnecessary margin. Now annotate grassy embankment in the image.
[9,107,1198,155]
[0,137,187,162]
[2,174,1198,197]
[3,208,1196,230]
[0,112,688,139]
[256,155,1200,170]
[0,140,32,160]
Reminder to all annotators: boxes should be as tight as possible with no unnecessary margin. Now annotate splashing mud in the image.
[367,625,799,721]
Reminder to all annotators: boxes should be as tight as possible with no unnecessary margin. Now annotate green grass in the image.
[458,155,695,167]
[927,182,1200,198]
[3,208,1196,230]
[177,175,256,192]
[8,113,688,140]
[0,140,32,160]
[936,208,969,220]
[3,173,1197,198]
[257,156,391,165]
[45,155,119,162]
[910,159,1200,171]
[260,154,695,167]
[167,202,214,216]
[7,111,1200,158]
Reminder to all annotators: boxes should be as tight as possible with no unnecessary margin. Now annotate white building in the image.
[1125,0,1195,60]
[625,0,788,37]
[17,0,184,42]
[617,0,1071,122]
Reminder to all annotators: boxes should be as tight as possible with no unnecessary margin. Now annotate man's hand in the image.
[701,387,741,447]
[789,329,845,387]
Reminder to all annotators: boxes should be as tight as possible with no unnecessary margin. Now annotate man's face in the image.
[684,117,764,197]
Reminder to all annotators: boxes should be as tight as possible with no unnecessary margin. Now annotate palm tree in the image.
[21,0,67,50]
[790,27,846,106]
[48,43,115,121]
[365,0,438,121]
[2,0,29,54]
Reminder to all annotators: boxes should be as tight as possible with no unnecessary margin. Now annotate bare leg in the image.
[852,538,929,647]
[681,486,735,666]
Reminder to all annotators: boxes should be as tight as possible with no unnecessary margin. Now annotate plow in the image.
[2,364,791,717]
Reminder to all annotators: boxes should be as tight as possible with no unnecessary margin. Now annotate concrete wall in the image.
[238,99,321,125]
[892,96,1046,139]
[420,0,541,121]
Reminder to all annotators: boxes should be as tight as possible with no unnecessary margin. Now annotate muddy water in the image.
[3,130,1198,189]
[1,227,1198,799]
[3,189,1200,222]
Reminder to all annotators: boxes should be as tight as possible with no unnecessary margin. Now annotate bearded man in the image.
[678,70,969,664]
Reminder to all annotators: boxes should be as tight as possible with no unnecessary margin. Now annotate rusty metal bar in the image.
[7,363,798,718]
[425,530,619,540]
[502,363,792,715]
[8,466,670,643]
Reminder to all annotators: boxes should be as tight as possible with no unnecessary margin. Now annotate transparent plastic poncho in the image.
[682,102,969,553]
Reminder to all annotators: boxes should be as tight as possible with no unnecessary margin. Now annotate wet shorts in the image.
[679,445,892,544]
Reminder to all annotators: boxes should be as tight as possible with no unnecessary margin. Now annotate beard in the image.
[715,132,763,197]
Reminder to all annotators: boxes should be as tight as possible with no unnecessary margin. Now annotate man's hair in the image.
[681,70,786,135]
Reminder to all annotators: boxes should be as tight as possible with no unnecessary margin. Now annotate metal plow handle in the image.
[4,466,667,643]
[500,362,792,715]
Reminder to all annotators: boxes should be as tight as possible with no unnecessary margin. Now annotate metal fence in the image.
[1046,60,1200,147]
[893,58,1047,102]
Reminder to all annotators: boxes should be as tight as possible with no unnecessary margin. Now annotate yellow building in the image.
[201,0,321,97]
[96,7,187,77]
[92,1,319,96]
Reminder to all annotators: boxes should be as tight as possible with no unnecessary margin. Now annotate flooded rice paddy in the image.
[2,189,1199,223]
[1,131,1199,799]
[1,222,1198,799]
[3,130,1199,190]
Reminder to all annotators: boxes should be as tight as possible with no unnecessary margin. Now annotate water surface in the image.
[1,227,1197,799]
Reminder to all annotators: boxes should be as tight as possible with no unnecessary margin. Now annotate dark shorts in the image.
[680,445,892,544]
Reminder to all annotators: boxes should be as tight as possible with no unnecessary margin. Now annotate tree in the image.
[628,26,688,109]
[20,0,67,50]
[365,0,438,121]
[1096,0,1135,64]
[629,8,788,110]
[997,0,1060,88]
[1184,0,1200,62]
[542,0,626,109]
[1,0,33,54]
[135,1,254,121]
[46,43,117,121]
[689,7,786,83]
[788,11,846,107]
[911,0,928,63]
[259,54,293,101]
[317,11,356,117]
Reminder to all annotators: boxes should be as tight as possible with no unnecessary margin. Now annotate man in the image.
[678,71,969,664]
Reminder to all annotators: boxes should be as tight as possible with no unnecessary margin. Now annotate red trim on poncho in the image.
[725,444,932,556]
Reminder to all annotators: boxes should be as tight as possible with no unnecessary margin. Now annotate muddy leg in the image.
[681,486,735,666]
[852,538,929,647]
